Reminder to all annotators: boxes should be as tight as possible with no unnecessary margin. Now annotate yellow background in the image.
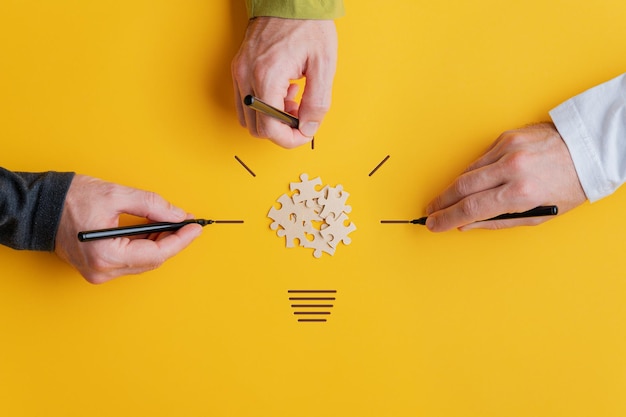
[2,1,626,416]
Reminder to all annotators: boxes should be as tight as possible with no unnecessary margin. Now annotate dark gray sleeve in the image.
[0,168,75,251]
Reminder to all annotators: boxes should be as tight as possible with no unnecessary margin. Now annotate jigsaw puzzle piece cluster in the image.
[268,173,356,258]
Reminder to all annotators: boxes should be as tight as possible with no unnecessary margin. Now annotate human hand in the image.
[231,17,338,148]
[54,175,202,284]
[425,123,587,232]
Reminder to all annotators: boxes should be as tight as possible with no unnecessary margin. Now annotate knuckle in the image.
[500,131,527,149]
[251,65,271,87]
[502,150,530,172]
[459,198,480,218]
[232,59,248,81]
[306,97,331,114]
[509,180,535,200]
[452,176,471,198]
[428,195,444,214]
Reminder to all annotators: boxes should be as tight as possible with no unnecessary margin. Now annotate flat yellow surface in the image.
[2,1,626,416]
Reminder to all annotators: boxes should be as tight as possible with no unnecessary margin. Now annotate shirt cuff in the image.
[549,73,626,203]
[0,170,75,251]
[33,171,75,251]
[245,0,345,19]
[549,100,608,202]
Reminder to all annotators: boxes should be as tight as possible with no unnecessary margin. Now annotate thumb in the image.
[298,62,336,137]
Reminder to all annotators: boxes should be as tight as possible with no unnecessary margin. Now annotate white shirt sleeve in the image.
[549,73,626,202]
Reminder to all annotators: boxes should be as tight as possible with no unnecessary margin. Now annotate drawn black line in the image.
[368,155,390,176]
[289,297,336,301]
[294,311,331,315]
[291,304,334,308]
[234,155,256,177]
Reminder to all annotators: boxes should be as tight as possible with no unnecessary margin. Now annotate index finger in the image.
[425,187,521,232]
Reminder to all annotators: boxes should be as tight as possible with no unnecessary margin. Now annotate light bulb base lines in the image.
[288,290,337,323]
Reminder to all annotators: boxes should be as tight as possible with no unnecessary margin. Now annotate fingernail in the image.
[425,216,437,231]
[300,122,319,137]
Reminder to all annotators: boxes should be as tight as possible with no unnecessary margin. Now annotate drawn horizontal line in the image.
[288,290,337,293]
[294,311,331,315]
[298,319,327,322]
[291,304,334,308]
[289,297,336,301]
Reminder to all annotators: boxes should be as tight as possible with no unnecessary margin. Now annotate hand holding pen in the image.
[231,17,338,149]
[424,123,586,231]
[54,175,205,284]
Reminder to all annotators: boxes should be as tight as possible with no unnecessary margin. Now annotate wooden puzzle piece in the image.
[268,193,299,231]
[293,200,321,224]
[290,173,323,206]
[301,228,336,258]
[276,218,311,248]
[320,213,357,248]
[318,185,352,220]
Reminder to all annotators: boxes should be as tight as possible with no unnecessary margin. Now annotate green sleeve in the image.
[245,0,345,19]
